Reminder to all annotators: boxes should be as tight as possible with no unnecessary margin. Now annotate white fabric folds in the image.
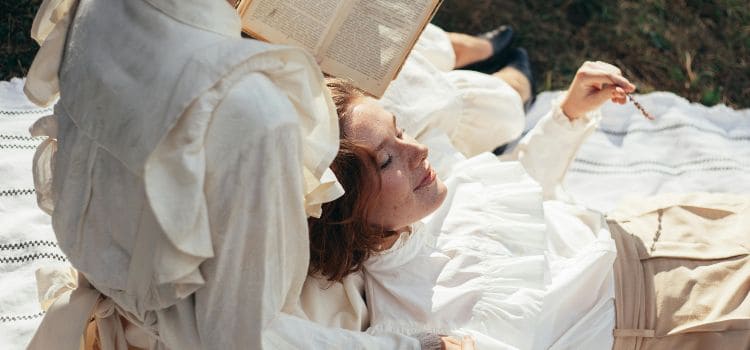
[364,155,547,349]
[24,0,343,348]
[29,114,57,214]
[24,0,76,106]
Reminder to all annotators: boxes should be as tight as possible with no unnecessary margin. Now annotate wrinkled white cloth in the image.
[299,23,527,336]
[0,78,67,350]
[379,24,526,158]
[23,0,437,349]
[534,91,750,213]
[362,104,617,350]
[303,25,616,350]
[364,155,548,349]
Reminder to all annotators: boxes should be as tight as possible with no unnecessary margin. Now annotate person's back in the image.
[52,0,244,316]
[28,0,352,348]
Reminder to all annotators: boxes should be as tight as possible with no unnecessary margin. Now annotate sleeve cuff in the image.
[550,95,602,131]
[413,332,443,350]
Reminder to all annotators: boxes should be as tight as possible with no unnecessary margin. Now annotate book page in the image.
[240,0,347,54]
[318,0,437,97]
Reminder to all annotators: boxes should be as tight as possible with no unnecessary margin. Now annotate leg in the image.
[493,67,532,103]
[447,32,493,68]
[449,26,514,70]
[492,47,535,110]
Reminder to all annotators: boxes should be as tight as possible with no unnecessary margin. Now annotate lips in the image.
[415,164,436,191]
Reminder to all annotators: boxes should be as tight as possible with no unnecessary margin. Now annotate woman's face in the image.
[345,97,447,231]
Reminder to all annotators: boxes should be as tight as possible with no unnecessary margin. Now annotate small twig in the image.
[627,93,655,120]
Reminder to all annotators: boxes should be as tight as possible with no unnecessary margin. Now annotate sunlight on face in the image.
[345,97,448,231]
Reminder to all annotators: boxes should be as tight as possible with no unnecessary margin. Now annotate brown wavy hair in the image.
[308,78,392,282]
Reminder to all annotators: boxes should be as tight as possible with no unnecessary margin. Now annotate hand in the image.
[441,335,476,350]
[560,61,636,121]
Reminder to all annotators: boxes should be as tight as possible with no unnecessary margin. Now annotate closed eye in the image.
[380,154,392,169]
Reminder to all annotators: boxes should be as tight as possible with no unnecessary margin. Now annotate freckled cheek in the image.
[378,172,413,215]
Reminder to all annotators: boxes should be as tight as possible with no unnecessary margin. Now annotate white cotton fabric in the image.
[29,0,340,311]
[23,0,431,348]
[0,78,68,350]
[301,24,617,350]
[379,24,525,158]
[364,155,548,349]
[359,105,616,350]
[524,91,750,214]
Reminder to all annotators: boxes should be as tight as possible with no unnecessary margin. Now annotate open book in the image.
[236,0,443,97]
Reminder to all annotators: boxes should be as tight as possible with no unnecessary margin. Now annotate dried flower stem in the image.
[627,93,655,120]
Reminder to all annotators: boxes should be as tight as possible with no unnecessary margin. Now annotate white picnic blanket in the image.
[527,90,750,213]
[1,78,749,349]
[0,78,67,350]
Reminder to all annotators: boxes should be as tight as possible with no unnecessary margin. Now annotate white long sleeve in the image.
[505,102,602,200]
[194,73,420,349]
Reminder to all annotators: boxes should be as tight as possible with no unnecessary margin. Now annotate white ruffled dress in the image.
[363,154,548,349]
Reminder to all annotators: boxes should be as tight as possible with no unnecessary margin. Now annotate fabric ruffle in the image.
[24,0,77,107]
[443,71,525,157]
[26,0,342,313]
[29,114,57,214]
[364,153,547,349]
[143,46,342,297]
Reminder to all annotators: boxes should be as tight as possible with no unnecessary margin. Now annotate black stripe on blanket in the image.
[0,134,44,142]
[0,108,53,117]
[0,312,45,323]
[0,240,58,251]
[568,166,745,176]
[598,123,750,141]
[0,143,37,150]
[0,252,68,264]
[0,189,35,197]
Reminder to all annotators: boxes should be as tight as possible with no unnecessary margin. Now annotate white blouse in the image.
[26,0,425,349]
[301,25,618,349]
[363,104,617,349]
[302,102,618,350]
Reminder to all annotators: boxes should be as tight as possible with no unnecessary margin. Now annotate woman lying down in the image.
[303,61,750,350]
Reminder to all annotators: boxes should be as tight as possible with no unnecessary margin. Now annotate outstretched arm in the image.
[506,61,635,200]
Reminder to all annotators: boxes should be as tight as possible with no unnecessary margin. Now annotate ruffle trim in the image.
[143,46,340,295]
[550,95,603,131]
[24,0,78,107]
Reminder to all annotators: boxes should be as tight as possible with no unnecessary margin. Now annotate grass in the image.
[432,0,750,108]
[2,0,748,108]
[1,0,41,80]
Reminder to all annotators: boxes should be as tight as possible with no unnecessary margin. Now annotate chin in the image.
[422,177,448,218]
[434,178,448,206]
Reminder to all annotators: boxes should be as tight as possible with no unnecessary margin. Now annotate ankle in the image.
[449,33,493,68]
[494,67,532,102]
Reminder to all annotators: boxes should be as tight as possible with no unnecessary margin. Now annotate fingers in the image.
[603,85,628,104]
[462,335,477,350]
[441,336,461,350]
[562,60,636,120]
[612,86,627,104]
[576,61,636,92]
[440,335,476,350]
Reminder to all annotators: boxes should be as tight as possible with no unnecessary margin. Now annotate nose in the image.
[407,139,428,169]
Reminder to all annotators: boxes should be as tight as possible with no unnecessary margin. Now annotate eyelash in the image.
[380,156,392,169]
[380,128,405,170]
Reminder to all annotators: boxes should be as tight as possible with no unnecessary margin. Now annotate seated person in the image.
[303,61,750,349]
